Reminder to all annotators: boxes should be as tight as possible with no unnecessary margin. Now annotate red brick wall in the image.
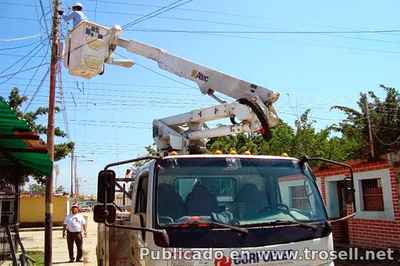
[331,221,347,243]
[315,160,400,249]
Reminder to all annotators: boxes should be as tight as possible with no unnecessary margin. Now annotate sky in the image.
[0,0,400,194]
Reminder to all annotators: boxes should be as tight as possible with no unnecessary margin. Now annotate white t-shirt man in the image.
[64,213,86,233]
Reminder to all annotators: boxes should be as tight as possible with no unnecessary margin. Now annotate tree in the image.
[207,109,357,162]
[29,183,46,193]
[332,85,399,160]
[7,88,74,183]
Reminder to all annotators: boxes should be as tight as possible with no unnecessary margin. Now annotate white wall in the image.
[323,168,395,221]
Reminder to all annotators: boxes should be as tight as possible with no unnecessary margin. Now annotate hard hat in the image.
[72,2,83,9]
[229,149,237,155]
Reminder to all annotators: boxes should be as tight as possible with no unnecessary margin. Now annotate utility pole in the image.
[365,98,375,159]
[74,155,78,198]
[70,148,74,197]
[45,0,60,265]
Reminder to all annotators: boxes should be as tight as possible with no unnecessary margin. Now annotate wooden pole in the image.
[70,148,74,196]
[365,98,375,159]
[45,0,60,264]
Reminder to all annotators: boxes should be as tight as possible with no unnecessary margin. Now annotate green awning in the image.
[0,98,52,177]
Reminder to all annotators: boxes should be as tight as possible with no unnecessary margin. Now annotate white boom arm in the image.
[62,21,280,154]
[154,101,260,154]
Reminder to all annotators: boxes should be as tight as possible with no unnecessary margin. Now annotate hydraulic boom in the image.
[62,21,280,153]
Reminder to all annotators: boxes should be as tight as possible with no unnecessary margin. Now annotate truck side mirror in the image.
[97,170,116,203]
[344,176,355,204]
[301,157,356,221]
[93,204,116,223]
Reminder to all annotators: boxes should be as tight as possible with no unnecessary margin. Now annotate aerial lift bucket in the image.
[62,21,133,79]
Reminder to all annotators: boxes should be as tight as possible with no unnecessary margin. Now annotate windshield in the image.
[156,157,327,227]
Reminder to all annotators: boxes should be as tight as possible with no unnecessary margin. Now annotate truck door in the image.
[130,172,149,265]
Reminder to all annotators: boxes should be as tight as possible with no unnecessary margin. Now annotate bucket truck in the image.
[62,21,356,266]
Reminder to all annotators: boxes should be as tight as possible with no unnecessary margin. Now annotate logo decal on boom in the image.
[191,69,209,82]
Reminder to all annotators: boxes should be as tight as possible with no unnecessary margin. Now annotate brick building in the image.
[314,153,400,249]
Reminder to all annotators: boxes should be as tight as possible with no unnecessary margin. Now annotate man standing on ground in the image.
[63,204,87,262]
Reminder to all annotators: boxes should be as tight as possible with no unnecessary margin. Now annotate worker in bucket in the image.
[58,2,87,28]
[63,204,87,262]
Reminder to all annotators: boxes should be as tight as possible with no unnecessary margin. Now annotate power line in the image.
[83,9,273,31]
[0,40,44,75]
[0,53,46,58]
[122,0,193,29]
[0,41,47,85]
[0,15,37,21]
[62,0,193,55]
[3,1,400,46]
[22,43,50,95]
[115,51,196,89]
[373,129,400,146]
[24,66,50,111]
[38,0,51,39]
[124,28,400,55]
[0,42,38,51]
[57,61,70,139]
[0,63,49,79]
[126,28,400,35]
[88,0,302,20]
[0,2,41,8]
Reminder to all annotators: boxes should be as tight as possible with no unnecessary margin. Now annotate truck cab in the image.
[95,154,354,266]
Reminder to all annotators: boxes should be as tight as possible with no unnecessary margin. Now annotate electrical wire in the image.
[126,28,400,35]
[0,63,49,79]
[57,61,71,139]
[65,0,194,55]
[22,44,50,96]
[0,42,38,51]
[0,40,45,75]
[0,34,42,42]
[3,2,400,46]
[38,0,51,39]
[24,66,50,111]
[94,0,98,21]
[0,16,37,22]
[122,0,193,30]
[373,128,400,146]
[115,51,195,89]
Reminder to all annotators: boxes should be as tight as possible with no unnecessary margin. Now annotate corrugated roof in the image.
[0,98,52,177]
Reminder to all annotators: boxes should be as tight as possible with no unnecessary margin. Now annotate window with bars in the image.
[290,186,311,210]
[361,178,384,211]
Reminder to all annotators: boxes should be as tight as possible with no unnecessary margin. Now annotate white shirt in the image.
[64,213,86,233]
[62,11,87,27]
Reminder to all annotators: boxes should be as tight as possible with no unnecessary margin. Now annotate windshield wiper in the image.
[165,220,248,234]
[264,219,319,230]
[272,204,319,230]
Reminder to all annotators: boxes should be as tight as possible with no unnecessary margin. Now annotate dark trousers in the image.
[67,231,83,260]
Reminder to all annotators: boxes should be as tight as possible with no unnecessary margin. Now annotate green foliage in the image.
[207,109,358,162]
[209,86,400,162]
[7,87,74,184]
[332,85,400,159]
[26,250,44,265]
[29,183,46,193]
[131,145,158,168]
